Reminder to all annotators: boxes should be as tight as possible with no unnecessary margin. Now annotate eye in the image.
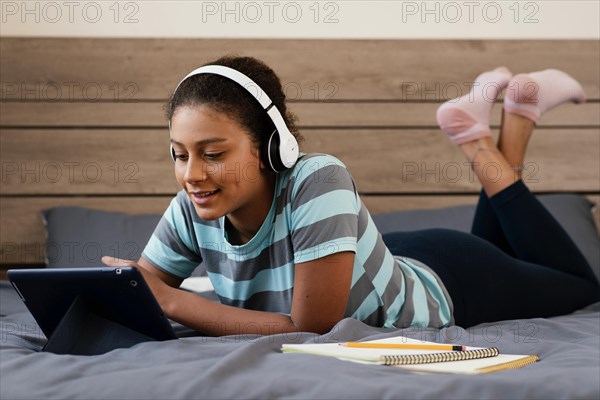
[204,152,224,160]
[174,154,189,162]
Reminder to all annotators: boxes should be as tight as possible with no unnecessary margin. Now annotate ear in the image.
[258,155,267,170]
[253,142,268,170]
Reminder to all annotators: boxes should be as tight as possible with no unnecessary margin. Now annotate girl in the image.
[103,56,599,335]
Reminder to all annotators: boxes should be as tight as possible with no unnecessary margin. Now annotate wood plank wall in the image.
[1,38,599,269]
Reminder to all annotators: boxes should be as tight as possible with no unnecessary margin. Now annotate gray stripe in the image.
[406,258,442,328]
[220,288,293,314]
[394,264,416,328]
[292,164,356,210]
[379,260,405,311]
[355,237,405,327]
[140,251,193,280]
[200,237,294,281]
[272,154,352,224]
[363,305,386,327]
[292,214,358,253]
[405,257,455,327]
[176,191,221,228]
[424,287,443,329]
[356,202,369,241]
[153,216,203,263]
[271,152,309,217]
[297,153,328,162]
[344,273,375,317]
[274,178,294,217]
[361,236,387,283]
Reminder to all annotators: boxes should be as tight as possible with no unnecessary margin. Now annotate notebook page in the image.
[394,354,540,374]
[281,336,486,363]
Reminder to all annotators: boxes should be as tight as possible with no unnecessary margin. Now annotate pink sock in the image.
[437,67,512,145]
[504,69,586,123]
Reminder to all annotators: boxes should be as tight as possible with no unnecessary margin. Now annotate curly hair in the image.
[165,55,303,152]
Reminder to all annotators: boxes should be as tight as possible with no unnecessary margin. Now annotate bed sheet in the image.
[1,281,599,400]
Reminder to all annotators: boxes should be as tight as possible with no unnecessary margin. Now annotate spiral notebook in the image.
[281,336,539,374]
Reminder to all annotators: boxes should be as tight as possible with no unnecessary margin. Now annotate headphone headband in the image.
[169,65,299,171]
[173,65,273,109]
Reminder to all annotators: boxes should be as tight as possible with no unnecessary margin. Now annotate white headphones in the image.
[168,65,299,173]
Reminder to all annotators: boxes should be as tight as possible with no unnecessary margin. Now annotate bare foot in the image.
[497,109,535,179]
[500,69,586,178]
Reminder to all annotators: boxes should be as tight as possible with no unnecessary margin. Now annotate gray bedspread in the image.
[1,281,599,400]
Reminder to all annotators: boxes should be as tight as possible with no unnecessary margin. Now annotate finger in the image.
[101,256,136,267]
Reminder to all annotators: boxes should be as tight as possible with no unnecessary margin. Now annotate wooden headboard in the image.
[1,38,599,272]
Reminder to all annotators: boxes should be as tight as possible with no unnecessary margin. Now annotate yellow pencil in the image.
[342,342,466,351]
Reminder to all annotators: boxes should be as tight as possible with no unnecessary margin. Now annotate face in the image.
[170,104,273,224]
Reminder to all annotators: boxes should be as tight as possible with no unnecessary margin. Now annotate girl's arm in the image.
[102,251,354,335]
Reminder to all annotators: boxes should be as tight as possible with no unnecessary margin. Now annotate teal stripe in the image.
[408,269,431,327]
[294,238,357,264]
[292,190,358,229]
[194,223,222,242]
[383,290,405,328]
[208,262,295,301]
[164,200,196,252]
[350,263,366,287]
[372,251,395,296]
[272,207,292,243]
[143,235,198,278]
[163,198,178,227]
[197,240,223,255]
[384,270,406,328]
[292,155,347,194]
[351,290,382,321]
[356,216,378,260]
[409,261,453,325]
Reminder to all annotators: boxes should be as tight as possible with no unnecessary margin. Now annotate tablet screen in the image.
[8,267,177,354]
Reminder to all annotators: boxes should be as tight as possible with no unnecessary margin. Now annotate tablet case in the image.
[7,267,177,355]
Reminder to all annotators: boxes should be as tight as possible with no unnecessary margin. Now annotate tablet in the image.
[7,267,178,355]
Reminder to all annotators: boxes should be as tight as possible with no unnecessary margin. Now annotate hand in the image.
[101,256,174,315]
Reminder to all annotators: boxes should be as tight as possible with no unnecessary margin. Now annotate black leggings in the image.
[382,180,600,328]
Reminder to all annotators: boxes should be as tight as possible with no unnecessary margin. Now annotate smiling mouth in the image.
[194,189,219,198]
[190,189,220,204]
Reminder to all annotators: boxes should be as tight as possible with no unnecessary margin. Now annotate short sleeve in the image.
[141,192,203,279]
[290,155,360,264]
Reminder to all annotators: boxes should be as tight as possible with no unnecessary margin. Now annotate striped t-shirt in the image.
[142,153,454,328]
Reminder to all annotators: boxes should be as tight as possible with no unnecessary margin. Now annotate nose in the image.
[183,156,208,184]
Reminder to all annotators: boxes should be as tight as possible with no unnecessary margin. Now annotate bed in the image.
[2,194,600,399]
[1,298,599,399]
[1,38,599,399]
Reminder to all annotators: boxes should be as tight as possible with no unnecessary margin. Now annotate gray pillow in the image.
[371,194,600,282]
[42,194,598,281]
[41,207,206,277]
[42,207,161,268]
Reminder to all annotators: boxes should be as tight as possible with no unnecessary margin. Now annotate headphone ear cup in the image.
[260,132,271,169]
[170,144,176,162]
[267,130,287,173]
